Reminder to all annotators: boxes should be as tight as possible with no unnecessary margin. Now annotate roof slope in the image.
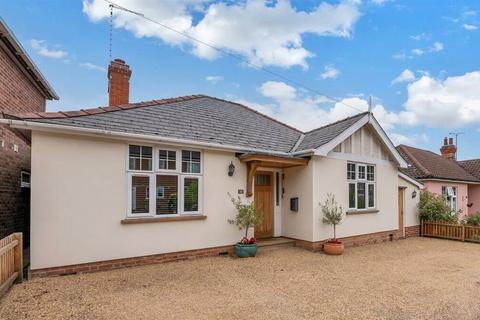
[296,112,368,151]
[0,19,58,100]
[458,159,480,180]
[17,95,302,153]
[397,145,479,183]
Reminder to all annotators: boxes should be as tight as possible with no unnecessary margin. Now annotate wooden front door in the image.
[398,188,405,237]
[254,171,274,238]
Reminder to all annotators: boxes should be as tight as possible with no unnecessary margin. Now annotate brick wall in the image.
[405,225,420,238]
[295,229,407,251]
[30,244,234,278]
[0,45,45,244]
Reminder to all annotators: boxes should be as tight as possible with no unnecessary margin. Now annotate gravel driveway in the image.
[1,237,480,320]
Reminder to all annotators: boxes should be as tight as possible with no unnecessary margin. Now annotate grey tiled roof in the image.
[296,112,368,151]
[11,95,372,154]
[26,96,302,153]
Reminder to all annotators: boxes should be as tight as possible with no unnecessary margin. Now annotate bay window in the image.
[347,162,375,210]
[127,145,202,217]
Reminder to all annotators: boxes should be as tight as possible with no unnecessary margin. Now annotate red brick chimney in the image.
[108,59,131,106]
[440,137,457,160]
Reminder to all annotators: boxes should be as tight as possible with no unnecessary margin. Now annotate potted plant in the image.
[320,193,344,255]
[228,194,263,258]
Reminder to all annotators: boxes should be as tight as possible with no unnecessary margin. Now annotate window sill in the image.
[346,209,379,215]
[121,215,207,224]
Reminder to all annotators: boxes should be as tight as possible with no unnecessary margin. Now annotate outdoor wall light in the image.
[412,190,417,198]
[228,161,235,177]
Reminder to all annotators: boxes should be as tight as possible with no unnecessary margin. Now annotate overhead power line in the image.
[104,0,364,113]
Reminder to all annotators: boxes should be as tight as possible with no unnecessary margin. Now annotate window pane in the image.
[368,184,375,207]
[367,165,375,181]
[129,145,152,171]
[255,174,271,186]
[156,175,178,215]
[182,150,201,173]
[184,177,199,212]
[349,183,356,208]
[131,176,150,214]
[358,166,366,180]
[357,182,366,209]
[159,150,176,170]
[347,163,356,180]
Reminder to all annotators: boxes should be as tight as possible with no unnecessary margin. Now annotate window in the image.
[442,186,457,211]
[131,175,151,214]
[21,171,31,188]
[127,145,202,217]
[156,175,178,215]
[182,151,201,173]
[347,163,356,180]
[347,163,375,210]
[183,177,199,213]
[129,145,152,171]
[159,150,176,170]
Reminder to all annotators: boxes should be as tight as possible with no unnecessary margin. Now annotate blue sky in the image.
[1,0,479,159]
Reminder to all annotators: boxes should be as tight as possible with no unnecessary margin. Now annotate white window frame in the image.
[127,172,155,217]
[442,186,457,211]
[20,171,31,188]
[157,148,179,172]
[180,175,203,215]
[347,162,376,211]
[126,144,203,218]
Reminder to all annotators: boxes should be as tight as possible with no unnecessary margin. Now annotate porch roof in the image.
[238,153,309,197]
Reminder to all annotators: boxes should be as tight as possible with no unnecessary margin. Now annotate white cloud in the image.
[391,69,415,85]
[320,65,340,80]
[411,48,424,56]
[79,62,106,72]
[430,41,444,52]
[369,0,392,6]
[463,24,478,30]
[29,39,67,59]
[410,32,429,41]
[83,0,360,69]
[392,52,407,60]
[402,71,480,128]
[205,75,224,84]
[249,81,401,132]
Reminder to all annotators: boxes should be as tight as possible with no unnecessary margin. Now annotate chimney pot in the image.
[108,58,132,106]
[440,137,457,160]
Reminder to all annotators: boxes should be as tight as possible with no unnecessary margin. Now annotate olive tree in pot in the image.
[228,194,263,258]
[320,194,344,255]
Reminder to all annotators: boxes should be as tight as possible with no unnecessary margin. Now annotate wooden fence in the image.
[421,221,480,243]
[0,233,23,298]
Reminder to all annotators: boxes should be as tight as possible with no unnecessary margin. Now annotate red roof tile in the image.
[397,145,480,183]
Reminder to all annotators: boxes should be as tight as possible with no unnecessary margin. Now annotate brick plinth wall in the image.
[30,245,234,278]
[294,229,405,251]
[405,225,420,238]
[0,44,46,244]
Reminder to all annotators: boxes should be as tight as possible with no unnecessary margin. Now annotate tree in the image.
[228,194,263,239]
[321,193,344,240]
[418,190,457,223]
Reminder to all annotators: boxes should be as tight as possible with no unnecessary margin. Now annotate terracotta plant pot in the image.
[323,241,344,255]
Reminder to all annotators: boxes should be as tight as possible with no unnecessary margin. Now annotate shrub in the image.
[418,190,457,223]
[464,213,480,226]
[320,193,344,241]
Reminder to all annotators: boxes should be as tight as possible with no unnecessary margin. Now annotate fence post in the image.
[12,233,23,283]
[421,220,423,236]
[461,225,465,242]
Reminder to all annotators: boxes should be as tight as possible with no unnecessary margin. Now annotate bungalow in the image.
[0,59,421,277]
[398,141,480,217]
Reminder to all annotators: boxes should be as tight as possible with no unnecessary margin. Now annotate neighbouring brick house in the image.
[0,19,58,244]
[398,139,480,218]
